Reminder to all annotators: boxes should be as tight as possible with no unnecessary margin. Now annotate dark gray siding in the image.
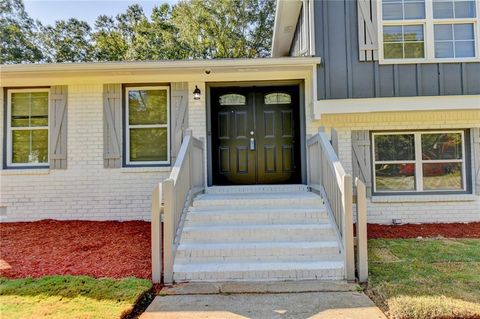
[314,0,480,100]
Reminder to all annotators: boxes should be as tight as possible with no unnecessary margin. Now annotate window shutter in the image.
[357,0,379,61]
[352,130,372,196]
[170,82,188,163]
[331,128,339,155]
[473,128,480,196]
[49,85,68,169]
[103,84,122,168]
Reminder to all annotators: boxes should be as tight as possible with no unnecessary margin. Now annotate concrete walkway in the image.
[140,281,387,319]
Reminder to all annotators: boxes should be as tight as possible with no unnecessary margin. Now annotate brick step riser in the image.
[173,268,344,282]
[180,229,336,243]
[175,253,342,263]
[193,199,323,208]
[205,185,309,194]
[184,214,330,226]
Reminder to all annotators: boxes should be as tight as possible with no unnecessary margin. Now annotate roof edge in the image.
[0,57,320,74]
[271,0,303,57]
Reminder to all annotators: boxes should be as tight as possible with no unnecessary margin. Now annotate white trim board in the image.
[314,95,480,118]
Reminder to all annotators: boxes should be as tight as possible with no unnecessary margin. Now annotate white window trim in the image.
[6,88,50,168]
[125,86,170,166]
[377,0,480,64]
[372,130,467,193]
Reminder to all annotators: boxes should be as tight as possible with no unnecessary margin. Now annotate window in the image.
[125,86,169,165]
[264,93,292,105]
[434,23,475,57]
[372,131,467,193]
[6,89,49,167]
[433,0,476,19]
[378,0,479,62]
[383,25,425,58]
[383,0,425,20]
[219,94,246,106]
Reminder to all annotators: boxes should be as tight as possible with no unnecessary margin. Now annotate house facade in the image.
[273,0,480,224]
[1,59,321,222]
[2,0,478,225]
[1,0,479,283]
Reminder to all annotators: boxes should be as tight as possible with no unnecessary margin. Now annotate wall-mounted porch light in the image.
[193,85,201,100]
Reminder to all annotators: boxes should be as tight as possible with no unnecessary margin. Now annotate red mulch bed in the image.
[367,222,480,239]
[0,220,151,279]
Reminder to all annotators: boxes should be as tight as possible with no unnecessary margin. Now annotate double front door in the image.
[211,86,301,185]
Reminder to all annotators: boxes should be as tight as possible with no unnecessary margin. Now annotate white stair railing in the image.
[355,178,368,283]
[151,129,205,284]
[307,128,355,281]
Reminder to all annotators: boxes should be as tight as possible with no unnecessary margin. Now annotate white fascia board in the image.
[0,57,320,74]
[271,0,303,57]
[314,95,480,119]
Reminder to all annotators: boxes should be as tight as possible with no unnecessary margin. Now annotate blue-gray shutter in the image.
[357,0,379,61]
[352,130,372,196]
[473,128,480,195]
[170,82,189,163]
[49,85,68,169]
[103,84,122,168]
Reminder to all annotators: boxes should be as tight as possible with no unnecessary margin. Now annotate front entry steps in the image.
[173,186,344,282]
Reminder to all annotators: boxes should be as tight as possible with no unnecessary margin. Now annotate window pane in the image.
[375,134,415,161]
[455,41,475,57]
[30,92,49,126]
[130,127,168,162]
[383,3,403,20]
[454,1,476,18]
[384,26,403,42]
[128,89,168,125]
[404,42,424,58]
[454,24,474,40]
[423,162,463,190]
[219,94,246,106]
[434,24,453,41]
[404,2,425,19]
[435,41,455,58]
[11,92,48,127]
[264,93,291,105]
[375,163,416,191]
[422,133,462,160]
[384,43,403,58]
[404,25,424,41]
[433,1,454,18]
[12,129,48,164]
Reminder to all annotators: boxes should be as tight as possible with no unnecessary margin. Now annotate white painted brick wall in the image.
[313,110,480,224]
[1,82,479,225]
[0,84,170,222]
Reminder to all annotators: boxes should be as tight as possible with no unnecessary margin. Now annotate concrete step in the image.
[193,192,323,209]
[184,207,329,226]
[180,223,336,243]
[205,184,309,194]
[173,261,345,282]
[175,241,342,263]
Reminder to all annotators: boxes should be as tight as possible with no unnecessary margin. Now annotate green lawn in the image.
[367,238,480,319]
[0,275,152,319]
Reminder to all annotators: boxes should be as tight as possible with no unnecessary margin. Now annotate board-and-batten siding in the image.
[313,0,480,100]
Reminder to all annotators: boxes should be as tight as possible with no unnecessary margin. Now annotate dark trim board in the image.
[206,81,307,186]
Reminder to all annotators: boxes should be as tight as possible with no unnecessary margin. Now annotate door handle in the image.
[250,138,255,151]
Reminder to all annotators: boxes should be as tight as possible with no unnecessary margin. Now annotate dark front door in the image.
[211,86,301,185]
